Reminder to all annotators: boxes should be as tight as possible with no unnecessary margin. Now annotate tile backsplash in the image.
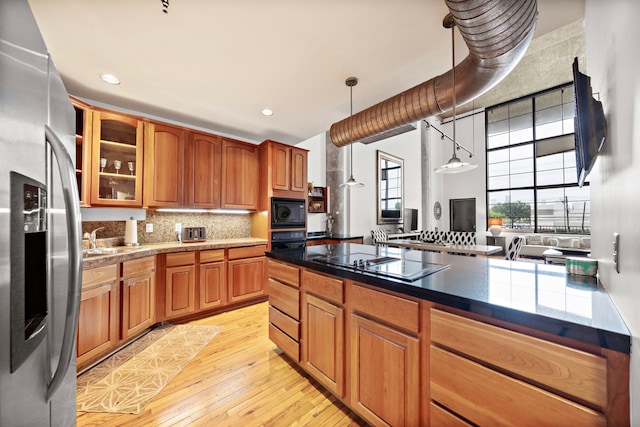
[82,210,252,244]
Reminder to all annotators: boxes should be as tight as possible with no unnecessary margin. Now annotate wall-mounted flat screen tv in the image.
[572,57,607,187]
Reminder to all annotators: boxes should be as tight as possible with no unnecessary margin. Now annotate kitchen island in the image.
[266,243,630,426]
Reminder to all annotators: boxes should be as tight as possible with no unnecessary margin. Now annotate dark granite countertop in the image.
[306,232,364,241]
[266,243,630,354]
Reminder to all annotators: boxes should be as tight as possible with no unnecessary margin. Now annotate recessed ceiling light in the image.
[99,73,121,85]
[261,108,273,116]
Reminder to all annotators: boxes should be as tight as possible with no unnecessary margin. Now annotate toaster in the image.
[181,226,206,243]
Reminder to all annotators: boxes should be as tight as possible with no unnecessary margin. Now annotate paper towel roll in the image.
[124,219,138,245]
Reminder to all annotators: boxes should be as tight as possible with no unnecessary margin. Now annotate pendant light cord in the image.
[350,83,354,177]
[451,23,456,158]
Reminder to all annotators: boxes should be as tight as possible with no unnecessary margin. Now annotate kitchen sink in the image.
[82,247,143,258]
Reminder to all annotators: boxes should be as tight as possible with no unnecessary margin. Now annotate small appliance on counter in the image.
[181,226,206,243]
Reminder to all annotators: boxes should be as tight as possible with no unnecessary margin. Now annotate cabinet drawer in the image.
[166,251,196,267]
[122,255,155,279]
[228,245,266,260]
[82,264,118,290]
[269,323,299,361]
[430,346,605,427]
[430,309,607,408]
[302,270,343,304]
[350,284,419,334]
[200,249,224,263]
[268,259,299,287]
[269,279,300,320]
[430,402,472,427]
[269,306,299,341]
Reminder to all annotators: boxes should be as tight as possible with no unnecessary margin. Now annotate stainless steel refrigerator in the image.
[0,0,82,425]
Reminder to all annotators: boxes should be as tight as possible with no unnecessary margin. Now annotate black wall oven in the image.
[271,197,306,229]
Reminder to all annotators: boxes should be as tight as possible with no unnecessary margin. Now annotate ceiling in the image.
[28,0,584,145]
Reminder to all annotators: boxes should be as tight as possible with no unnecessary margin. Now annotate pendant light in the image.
[339,77,365,188]
[434,16,477,174]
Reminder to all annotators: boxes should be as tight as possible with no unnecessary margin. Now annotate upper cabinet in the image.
[143,122,185,208]
[70,96,92,207]
[264,140,308,195]
[90,110,144,207]
[221,139,258,210]
[185,132,222,209]
[75,100,263,211]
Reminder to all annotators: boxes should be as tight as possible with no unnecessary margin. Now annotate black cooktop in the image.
[312,251,449,282]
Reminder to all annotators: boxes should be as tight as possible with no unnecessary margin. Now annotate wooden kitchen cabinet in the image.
[429,308,611,426]
[71,96,93,207]
[303,292,344,397]
[143,121,185,208]
[199,249,226,310]
[349,284,420,427]
[263,140,308,195]
[164,252,196,319]
[186,132,222,208]
[90,110,144,206]
[227,245,267,303]
[120,256,155,340]
[221,139,258,210]
[268,259,301,361]
[77,264,119,371]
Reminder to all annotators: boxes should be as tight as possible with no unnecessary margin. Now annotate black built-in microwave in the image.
[271,197,306,228]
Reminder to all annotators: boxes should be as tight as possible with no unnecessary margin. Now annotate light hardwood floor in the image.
[76,301,368,426]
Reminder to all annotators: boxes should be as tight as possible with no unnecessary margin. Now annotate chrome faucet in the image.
[83,227,105,249]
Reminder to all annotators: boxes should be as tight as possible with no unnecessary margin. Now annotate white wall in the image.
[585,0,640,422]
[297,133,326,232]
[348,126,422,243]
[300,125,422,242]
[431,112,488,244]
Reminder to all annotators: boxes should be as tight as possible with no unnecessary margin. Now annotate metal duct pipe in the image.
[329,0,538,147]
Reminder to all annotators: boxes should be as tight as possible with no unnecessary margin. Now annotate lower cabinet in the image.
[77,264,119,371]
[349,284,420,426]
[121,256,155,340]
[429,308,611,426]
[228,245,267,303]
[303,293,344,397]
[199,249,226,310]
[301,269,345,397]
[268,259,301,361]
[164,252,196,319]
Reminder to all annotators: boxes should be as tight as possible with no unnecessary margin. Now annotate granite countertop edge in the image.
[83,237,268,268]
[265,247,631,354]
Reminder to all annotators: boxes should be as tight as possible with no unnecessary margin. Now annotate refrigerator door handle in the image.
[44,124,83,402]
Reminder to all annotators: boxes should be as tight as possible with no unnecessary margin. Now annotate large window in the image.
[486,84,590,235]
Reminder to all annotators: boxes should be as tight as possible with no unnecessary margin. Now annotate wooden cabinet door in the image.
[121,271,155,340]
[228,256,266,303]
[290,147,308,193]
[165,264,196,318]
[144,122,185,207]
[76,282,118,369]
[186,132,222,208]
[350,314,420,427]
[90,110,144,207]
[199,261,226,310]
[271,144,290,191]
[71,96,93,207]
[302,293,344,397]
[221,139,258,210]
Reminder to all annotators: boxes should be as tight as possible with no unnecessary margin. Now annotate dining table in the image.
[378,239,503,257]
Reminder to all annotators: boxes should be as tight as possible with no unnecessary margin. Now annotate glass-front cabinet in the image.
[90,111,144,206]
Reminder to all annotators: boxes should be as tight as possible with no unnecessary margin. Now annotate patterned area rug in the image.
[76,323,222,414]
